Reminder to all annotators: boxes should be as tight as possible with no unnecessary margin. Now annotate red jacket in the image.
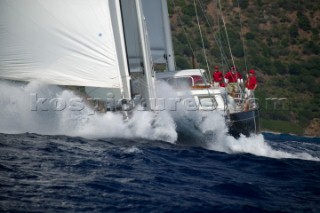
[246,75,257,90]
[224,71,242,83]
[219,82,226,87]
[212,71,223,82]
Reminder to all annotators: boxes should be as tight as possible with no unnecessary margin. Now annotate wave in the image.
[0,80,177,142]
[155,82,320,162]
[0,80,319,162]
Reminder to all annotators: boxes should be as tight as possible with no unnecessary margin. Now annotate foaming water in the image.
[197,113,320,161]
[0,80,319,161]
[210,134,319,161]
[0,81,177,142]
[156,82,320,161]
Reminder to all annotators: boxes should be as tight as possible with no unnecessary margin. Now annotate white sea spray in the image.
[0,81,177,143]
[0,80,319,161]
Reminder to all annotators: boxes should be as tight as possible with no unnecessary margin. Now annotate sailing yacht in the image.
[0,0,259,138]
[155,68,260,138]
[142,0,260,137]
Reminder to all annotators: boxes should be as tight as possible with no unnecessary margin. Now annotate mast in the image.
[110,0,132,100]
[161,0,175,71]
[135,0,156,110]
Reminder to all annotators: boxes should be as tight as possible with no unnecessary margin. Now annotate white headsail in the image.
[0,0,159,110]
[0,0,127,89]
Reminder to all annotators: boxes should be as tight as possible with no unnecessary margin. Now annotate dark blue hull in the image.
[228,108,260,138]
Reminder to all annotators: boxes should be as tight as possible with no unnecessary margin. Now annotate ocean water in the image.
[1,81,320,213]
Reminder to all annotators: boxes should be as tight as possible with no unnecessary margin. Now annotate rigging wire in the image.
[192,0,212,98]
[171,0,211,98]
[235,0,258,130]
[170,0,195,56]
[217,0,244,98]
[217,0,236,69]
[215,3,224,71]
[171,0,230,72]
[195,0,231,113]
[193,0,211,81]
[196,0,231,73]
[236,0,248,72]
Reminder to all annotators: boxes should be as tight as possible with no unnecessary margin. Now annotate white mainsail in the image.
[142,0,175,71]
[85,0,158,110]
[0,0,126,89]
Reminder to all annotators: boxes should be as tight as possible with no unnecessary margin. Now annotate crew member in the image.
[212,66,223,87]
[244,69,257,111]
[224,66,243,97]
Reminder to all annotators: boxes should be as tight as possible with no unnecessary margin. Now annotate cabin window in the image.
[191,75,204,85]
[167,77,193,89]
[191,75,210,86]
[198,96,217,109]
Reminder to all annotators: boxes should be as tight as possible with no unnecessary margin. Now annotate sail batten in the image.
[0,0,123,88]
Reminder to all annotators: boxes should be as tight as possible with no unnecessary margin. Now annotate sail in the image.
[0,0,126,89]
[120,0,144,73]
[142,0,175,70]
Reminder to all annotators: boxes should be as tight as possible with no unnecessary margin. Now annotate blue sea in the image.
[1,132,320,213]
[0,82,320,213]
